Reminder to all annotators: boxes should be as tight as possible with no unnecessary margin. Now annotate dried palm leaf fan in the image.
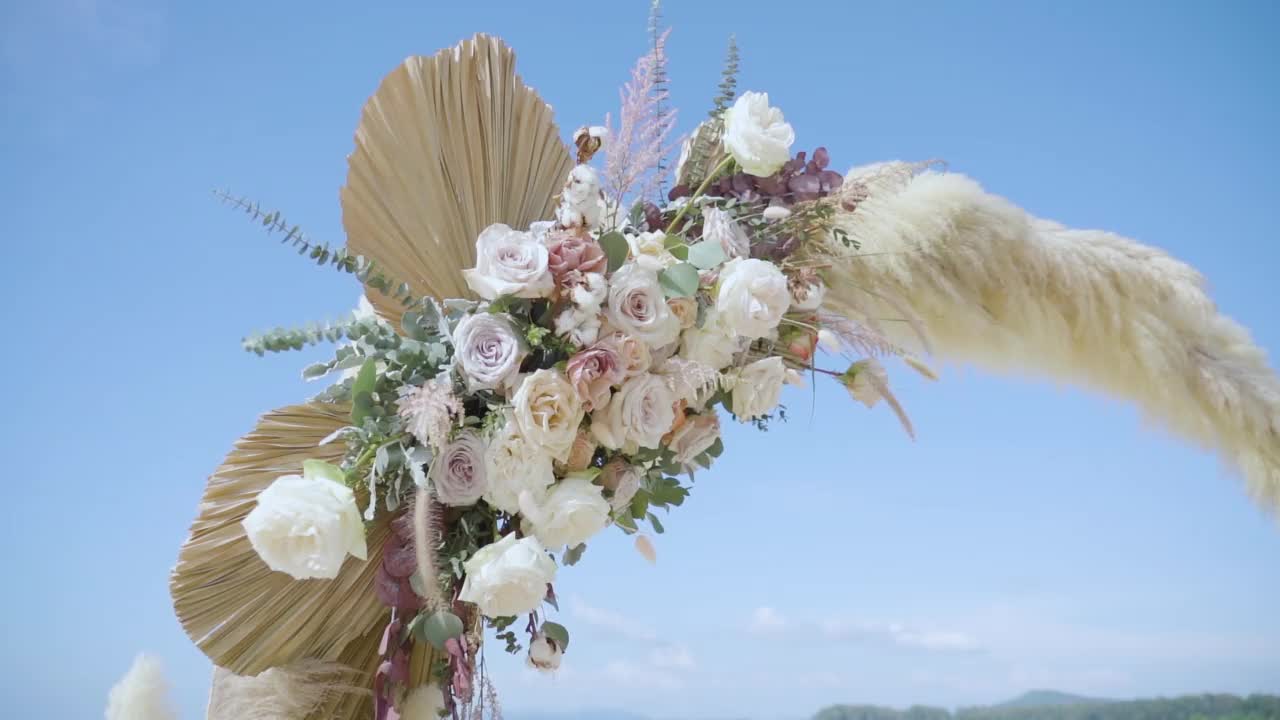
[342,33,574,317]
[172,33,573,720]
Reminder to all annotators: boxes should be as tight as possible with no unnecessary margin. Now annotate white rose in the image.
[679,310,741,369]
[452,313,526,392]
[519,474,611,550]
[715,257,790,339]
[242,460,368,580]
[484,417,556,514]
[463,223,554,300]
[701,207,749,259]
[527,632,563,672]
[459,533,556,618]
[730,357,788,419]
[512,369,585,462]
[429,430,488,507]
[722,91,795,177]
[667,412,721,466]
[626,231,679,272]
[606,264,681,349]
[591,373,676,451]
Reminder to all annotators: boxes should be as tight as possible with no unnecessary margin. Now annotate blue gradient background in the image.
[2,1,1278,718]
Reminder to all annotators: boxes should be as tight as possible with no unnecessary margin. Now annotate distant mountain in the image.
[993,690,1109,708]
[507,711,652,720]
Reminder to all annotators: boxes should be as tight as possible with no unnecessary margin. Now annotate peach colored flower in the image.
[566,344,625,411]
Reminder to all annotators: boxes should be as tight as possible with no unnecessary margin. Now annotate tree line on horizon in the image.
[813,693,1280,720]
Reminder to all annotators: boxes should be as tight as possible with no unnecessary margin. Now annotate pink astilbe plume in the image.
[603,28,678,217]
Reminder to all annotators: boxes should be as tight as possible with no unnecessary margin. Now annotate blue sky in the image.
[3,1,1279,718]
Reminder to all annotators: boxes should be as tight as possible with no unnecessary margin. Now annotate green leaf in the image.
[301,362,332,381]
[302,459,345,485]
[647,512,665,534]
[350,359,377,425]
[658,263,701,298]
[598,231,629,273]
[630,490,650,520]
[541,621,570,651]
[417,611,465,650]
[563,543,587,566]
[706,437,725,458]
[687,241,727,270]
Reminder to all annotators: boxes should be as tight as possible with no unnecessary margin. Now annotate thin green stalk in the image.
[664,156,735,234]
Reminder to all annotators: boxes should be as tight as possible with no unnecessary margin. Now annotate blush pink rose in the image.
[547,230,607,283]
[565,344,625,411]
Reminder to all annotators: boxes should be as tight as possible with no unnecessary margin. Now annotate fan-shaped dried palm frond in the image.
[170,402,393,677]
[342,33,574,320]
[819,164,1280,514]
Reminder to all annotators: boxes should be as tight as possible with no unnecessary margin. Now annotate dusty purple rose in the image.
[566,344,625,411]
[547,230,607,283]
[429,430,488,507]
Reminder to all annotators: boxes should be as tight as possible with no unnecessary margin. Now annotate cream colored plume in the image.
[820,164,1280,513]
[206,660,365,720]
[342,33,574,319]
[106,654,177,720]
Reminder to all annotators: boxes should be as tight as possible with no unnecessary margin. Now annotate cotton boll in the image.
[105,654,176,720]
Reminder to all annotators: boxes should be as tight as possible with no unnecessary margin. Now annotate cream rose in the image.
[451,313,526,392]
[722,91,795,177]
[459,533,556,617]
[242,460,368,580]
[591,373,676,451]
[400,684,446,720]
[730,356,788,419]
[519,474,611,550]
[463,223,554,300]
[715,257,790,339]
[483,417,555,515]
[429,430,488,507]
[679,311,741,370]
[512,369,585,462]
[606,264,681,349]
[626,230,679,272]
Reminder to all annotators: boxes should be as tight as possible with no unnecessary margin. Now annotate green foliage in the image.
[658,262,700,297]
[416,610,465,650]
[214,189,418,309]
[242,314,363,356]
[540,621,570,650]
[647,0,672,197]
[710,34,740,117]
[599,231,630,272]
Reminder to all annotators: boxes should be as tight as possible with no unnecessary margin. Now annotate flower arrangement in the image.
[162,8,1280,720]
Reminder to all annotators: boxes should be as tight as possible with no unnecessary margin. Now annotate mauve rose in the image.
[566,344,625,411]
[429,430,488,507]
[600,460,642,513]
[547,230,607,283]
[597,331,652,379]
[667,412,721,465]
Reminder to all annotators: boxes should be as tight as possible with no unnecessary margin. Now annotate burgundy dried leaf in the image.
[382,540,417,579]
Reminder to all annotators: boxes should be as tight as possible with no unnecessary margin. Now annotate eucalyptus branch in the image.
[213,189,419,309]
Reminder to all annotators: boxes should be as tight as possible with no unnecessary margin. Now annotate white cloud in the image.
[749,606,788,633]
[568,595,658,642]
[648,644,696,670]
[749,606,981,653]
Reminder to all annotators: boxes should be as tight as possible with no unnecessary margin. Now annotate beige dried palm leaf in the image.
[170,402,394,677]
[342,33,574,320]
